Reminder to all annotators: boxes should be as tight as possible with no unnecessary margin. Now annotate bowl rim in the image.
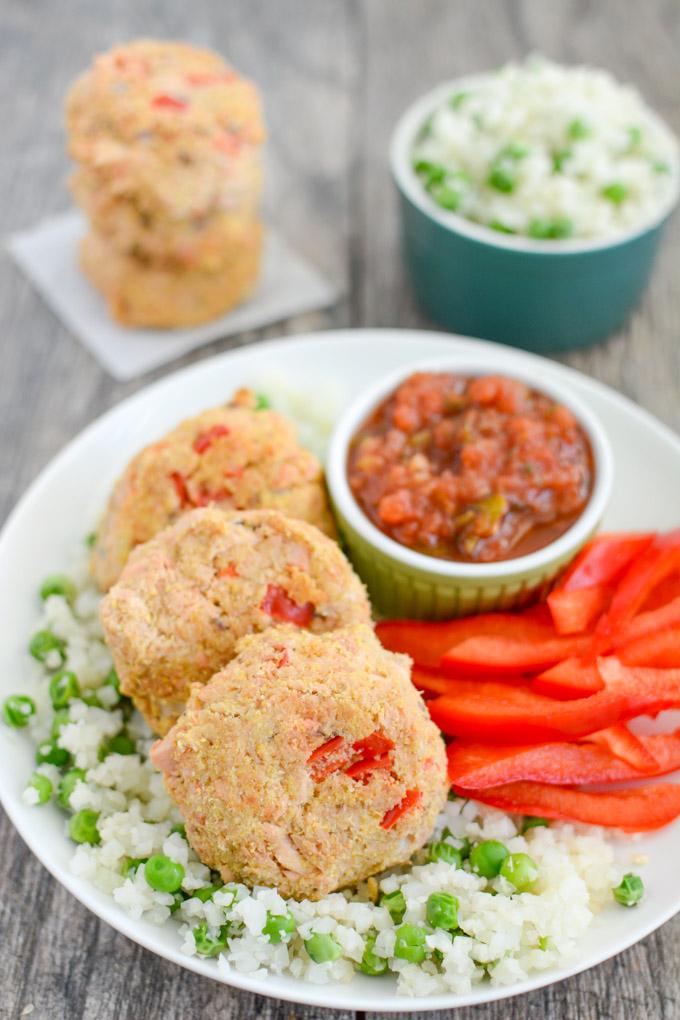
[389,71,680,256]
[326,357,614,580]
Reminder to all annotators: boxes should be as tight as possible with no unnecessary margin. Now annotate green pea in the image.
[170,822,187,839]
[263,911,297,943]
[254,393,270,411]
[25,771,53,805]
[627,125,643,151]
[429,182,461,211]
[500,852,539,892]
[426,891,459,932]
[522,816,550,834]
[549,216,573,239]
[193,884,221,903]
[2,695,36,728]
[568,118,591,140]
[413,159,447,187]
[305,932,342,964]
[35,739,70,767]
[193,921,229,957]
[394,923,428,963]
[470,840,509,879]
[69,809,101,845]
[528,217,573,240]
[602,182,628,204]
[359,932,388,976]
[488,166,515,193]
[552,148,572,173]
[51,709,71,740]
[49,670,80,709]
[39,575,76,604]
[57,767,87,810]
[80,691,101,707]
[144,854,185,893]
[104,668,120,694]
[449,90,469,110]
[489,220,516,234]
[85,531,97,548]
[379,888,406,923]
[652,159,671,174]
[428,841,463,868]
[99,732,136,759]
[169,890,186,913]
[613,873,644,907]
[123,856,148,877]
[29,630,66,667]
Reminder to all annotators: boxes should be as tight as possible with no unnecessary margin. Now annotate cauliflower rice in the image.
[15,557,633,997]
[411,56,678,240]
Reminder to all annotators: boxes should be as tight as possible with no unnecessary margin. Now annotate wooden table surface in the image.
[2,1,679,1017]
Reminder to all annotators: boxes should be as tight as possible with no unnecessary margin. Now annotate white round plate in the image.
[1,329,679,1012]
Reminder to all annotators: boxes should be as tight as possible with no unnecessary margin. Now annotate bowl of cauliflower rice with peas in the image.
[391,56,679,352]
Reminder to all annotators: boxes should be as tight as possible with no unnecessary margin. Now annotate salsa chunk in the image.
[347,372,593,563]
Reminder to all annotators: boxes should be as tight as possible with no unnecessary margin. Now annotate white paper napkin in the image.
[7,211,339,381]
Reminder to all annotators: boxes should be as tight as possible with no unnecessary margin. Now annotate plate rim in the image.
[2,325,680,1012]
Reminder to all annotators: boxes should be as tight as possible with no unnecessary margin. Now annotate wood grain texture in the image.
[1,1,679,1017]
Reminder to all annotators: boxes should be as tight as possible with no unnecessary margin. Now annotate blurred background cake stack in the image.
[65,40,265,328]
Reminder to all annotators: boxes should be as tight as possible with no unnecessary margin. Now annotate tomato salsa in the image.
[347,372,594,563]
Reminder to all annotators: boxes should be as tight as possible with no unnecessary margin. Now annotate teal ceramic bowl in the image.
[390,79,679,353]
[327,357,614,620]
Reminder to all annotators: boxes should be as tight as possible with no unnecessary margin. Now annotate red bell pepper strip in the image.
[618,629,680,669]
[557,533,653,591]
[260,585,314,627]
[345,754,393,780]
[452,781,680,831]
[151,93,188,110]
[352,732,395,758]
[376,613,553,670]
[595,529,680,649]
[440,633,591,677]
[586,724,659,771]
[429,660,680,744]
[307,736,352,781]
[380,788,422,829]
[613,595,680,648]
[532,658,603,700]
[411,667,462,697]
[547,585,612,636]
[193,424,230,454]
[446,729,680,789]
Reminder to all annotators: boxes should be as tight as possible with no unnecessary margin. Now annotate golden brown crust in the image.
[100,508,369,734]
[91,395,336,591]
[151,625,448,899]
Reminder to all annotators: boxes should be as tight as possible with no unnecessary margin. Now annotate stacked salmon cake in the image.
[65,40,265,327]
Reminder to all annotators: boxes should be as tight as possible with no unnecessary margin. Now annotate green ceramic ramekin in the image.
[326,357,614,620]
[390,79,679,353]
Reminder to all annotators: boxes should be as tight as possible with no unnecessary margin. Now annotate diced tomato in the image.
[440,633,591,677]
[260,585,314,627]
[547,585,612,635]
[557,533,653,591]
[151,93,188,110]
[380,789,422,830]
[454,781,680,831]
[447,729,680,789]
[193,424,229,454]
[532,658,603,699]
